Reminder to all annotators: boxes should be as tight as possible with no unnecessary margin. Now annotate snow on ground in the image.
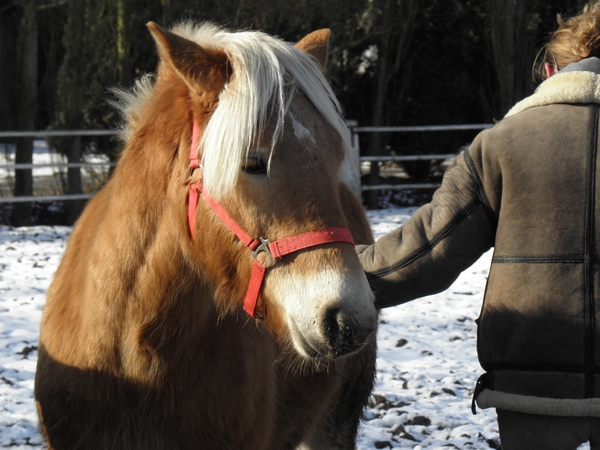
[356,208,498,449]
[0,226,69,448]
[0,207,590,449]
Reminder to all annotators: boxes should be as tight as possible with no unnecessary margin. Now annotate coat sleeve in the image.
[356,151,496,309]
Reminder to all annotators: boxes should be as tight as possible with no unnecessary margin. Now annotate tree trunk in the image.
[160,0,172,26]
[64,0,86,223]
[116,0,131,87]
[368,42,388,209]
[367,0,416,209]
[0,1,19,132]
[12,0,37,226]
[486,0,537,117]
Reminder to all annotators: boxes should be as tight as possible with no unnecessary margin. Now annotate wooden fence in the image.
[0,124,493,203]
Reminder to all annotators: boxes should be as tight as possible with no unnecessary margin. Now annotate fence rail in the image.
[0,130,117,138]
[349,124,493,133]
[0,130,115,205]
[359,154,457,162]
[0,124,494,203]
[0,194,94,204]
[361,183,442,191]
[0,162,116,170]
[349,123,493,191]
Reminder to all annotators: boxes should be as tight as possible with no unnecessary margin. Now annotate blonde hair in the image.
[537,2,600,80]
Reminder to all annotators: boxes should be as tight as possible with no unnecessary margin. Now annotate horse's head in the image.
[143,22,376,361]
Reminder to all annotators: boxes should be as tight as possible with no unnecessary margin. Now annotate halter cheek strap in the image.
[188,120,202,239]
[187,119,355,318]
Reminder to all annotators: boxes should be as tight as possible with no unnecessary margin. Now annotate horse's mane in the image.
[113,22,354,198]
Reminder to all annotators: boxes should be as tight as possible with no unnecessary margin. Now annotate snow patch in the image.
[0,209,591,449]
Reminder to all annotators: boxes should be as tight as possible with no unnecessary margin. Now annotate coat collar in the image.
[505,57,600,118]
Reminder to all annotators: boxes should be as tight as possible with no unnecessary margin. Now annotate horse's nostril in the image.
[323,307,341,342]
[322,308,373,357]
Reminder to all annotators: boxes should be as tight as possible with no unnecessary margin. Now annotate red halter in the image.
[187,120,355,318]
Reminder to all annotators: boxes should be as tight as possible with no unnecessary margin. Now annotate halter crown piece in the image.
[187,116,355,319]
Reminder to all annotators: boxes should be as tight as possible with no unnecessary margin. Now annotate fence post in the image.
[12,137,33,226]
[344,120,362,199]
[66,135,84,223]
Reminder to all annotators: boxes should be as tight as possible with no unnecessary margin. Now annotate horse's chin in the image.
[288,318,370,361]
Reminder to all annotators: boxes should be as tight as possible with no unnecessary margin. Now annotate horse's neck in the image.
[99,138,195,293]
[67,110,208,317]
[93,75,205,305]
[55,160,213,373]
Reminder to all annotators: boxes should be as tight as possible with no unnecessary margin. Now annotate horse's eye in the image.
[242,156,267,175]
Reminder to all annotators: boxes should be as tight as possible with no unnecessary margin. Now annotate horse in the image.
[35,21,378,449]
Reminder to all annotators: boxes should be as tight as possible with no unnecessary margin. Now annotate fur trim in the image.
[476,388,600,417]
[505,71,600,118]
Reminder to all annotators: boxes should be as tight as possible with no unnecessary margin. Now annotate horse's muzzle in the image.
[289,306,375,360]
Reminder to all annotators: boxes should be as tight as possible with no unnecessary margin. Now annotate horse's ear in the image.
[295,29,331,68]
[147,22,229,106]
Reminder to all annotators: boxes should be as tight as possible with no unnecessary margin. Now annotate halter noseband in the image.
[187,119,355,319]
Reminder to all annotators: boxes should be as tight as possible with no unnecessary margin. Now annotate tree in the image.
[11,0,38,226]
[52,0,139,222]
[346,0,418,208]
[61,0,86,223]
[115,0,132,86]
[481,0,589,118]
[0,0,19,133]
[483,0,539,117]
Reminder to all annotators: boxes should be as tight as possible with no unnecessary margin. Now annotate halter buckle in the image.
[251,237,276,268]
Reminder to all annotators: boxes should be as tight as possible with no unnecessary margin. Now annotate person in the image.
[357,3,600,449]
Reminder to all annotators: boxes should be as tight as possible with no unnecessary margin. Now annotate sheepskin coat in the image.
[357,57,600,416]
